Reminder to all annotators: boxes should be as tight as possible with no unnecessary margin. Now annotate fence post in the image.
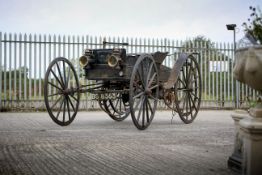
[0,32,2,109]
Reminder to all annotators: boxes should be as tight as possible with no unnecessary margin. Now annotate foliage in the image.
[242,6,262,44]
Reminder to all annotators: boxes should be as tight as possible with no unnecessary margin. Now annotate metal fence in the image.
[0,32,260,110]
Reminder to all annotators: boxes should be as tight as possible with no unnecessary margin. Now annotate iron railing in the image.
[0,32,260,110]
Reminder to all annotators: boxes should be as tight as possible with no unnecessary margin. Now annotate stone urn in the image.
[233,45,262,92]
[231,45,262,175]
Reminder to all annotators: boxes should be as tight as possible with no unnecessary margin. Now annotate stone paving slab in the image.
[0,110,237,175]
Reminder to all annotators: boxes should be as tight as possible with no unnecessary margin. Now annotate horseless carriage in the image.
[44,41,202,130]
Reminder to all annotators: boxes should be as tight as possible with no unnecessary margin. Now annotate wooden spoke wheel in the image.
[44,57,80,126]
[101,93,130,121]
[175,55,201,124]
[129,54,159,130]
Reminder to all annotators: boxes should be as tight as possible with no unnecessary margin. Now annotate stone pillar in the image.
[239,102,262,175]
[228,110,249,172]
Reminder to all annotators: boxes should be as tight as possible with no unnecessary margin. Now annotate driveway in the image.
[0,110,236,175]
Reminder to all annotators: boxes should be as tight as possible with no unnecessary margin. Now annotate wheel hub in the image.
[63,88,75,96]
[145,88,152,95]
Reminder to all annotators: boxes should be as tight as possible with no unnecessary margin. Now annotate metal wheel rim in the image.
[129,54,159,130]
[44,57,80,126]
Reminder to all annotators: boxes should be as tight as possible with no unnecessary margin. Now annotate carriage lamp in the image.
[107,54,121,68]
[79,55,89,67]
[79,49,95,67]
[107,48,122,68]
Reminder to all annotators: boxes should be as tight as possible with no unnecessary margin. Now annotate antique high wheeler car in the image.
[44,41,202,130]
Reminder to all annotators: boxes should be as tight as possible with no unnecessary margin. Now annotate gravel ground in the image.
[0,110,237,175]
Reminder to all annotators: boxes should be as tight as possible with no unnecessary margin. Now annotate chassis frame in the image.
[44,42,202,130]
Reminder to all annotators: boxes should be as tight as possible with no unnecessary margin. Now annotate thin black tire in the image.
[44,57,80,126]
[129,54,159,130]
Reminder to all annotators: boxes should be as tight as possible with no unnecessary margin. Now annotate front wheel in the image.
[44,57,80,126]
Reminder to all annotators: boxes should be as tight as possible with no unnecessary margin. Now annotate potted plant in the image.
[233,6,262,92]
[242,6,262,45]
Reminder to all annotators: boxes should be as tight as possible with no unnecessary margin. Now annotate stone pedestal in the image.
[239,104,262,175]
[228,110,249,172]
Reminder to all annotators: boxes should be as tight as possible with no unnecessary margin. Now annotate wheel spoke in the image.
[69,94,78,102]
[147,72,157,88]
[50,69,63,88]
[133,91,144,99]
[109,100,117,112]
[140,61,145,83]
[48,92,62,97]
[66,96,71,120]
[136,96,145,122]
[145,97,150,122]
[148,94,158,101]
[136,84,144,91]
[190,91,199,99]
[63,61,67,88]
[182,67,186,84]
[48,81,63,91]
[185,92,188,116]
[149,84,158,90]
[68,96,76,113]
[63,97,66,123]
[187,92,193,118]
[56,62,65,87]
[146,62,154,83]
[186,65,193,85]
[181,93,186,111]
[185,61,188,84]
[114,98,120,112]
[51,95,63,110]
[134,96,143,110]
[105,100,111,109]
[189,92,198,111]
[142,101,145,127]
[66,66,71,88]
[119,98,122,112]
[178,78,186,88]
[56,97,64,119]
[137,68,145,89]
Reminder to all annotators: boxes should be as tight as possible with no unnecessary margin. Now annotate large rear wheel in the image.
[175,55,201,124]
[129,54,159,130]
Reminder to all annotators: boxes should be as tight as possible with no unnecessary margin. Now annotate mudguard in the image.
[163,53,188,89]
